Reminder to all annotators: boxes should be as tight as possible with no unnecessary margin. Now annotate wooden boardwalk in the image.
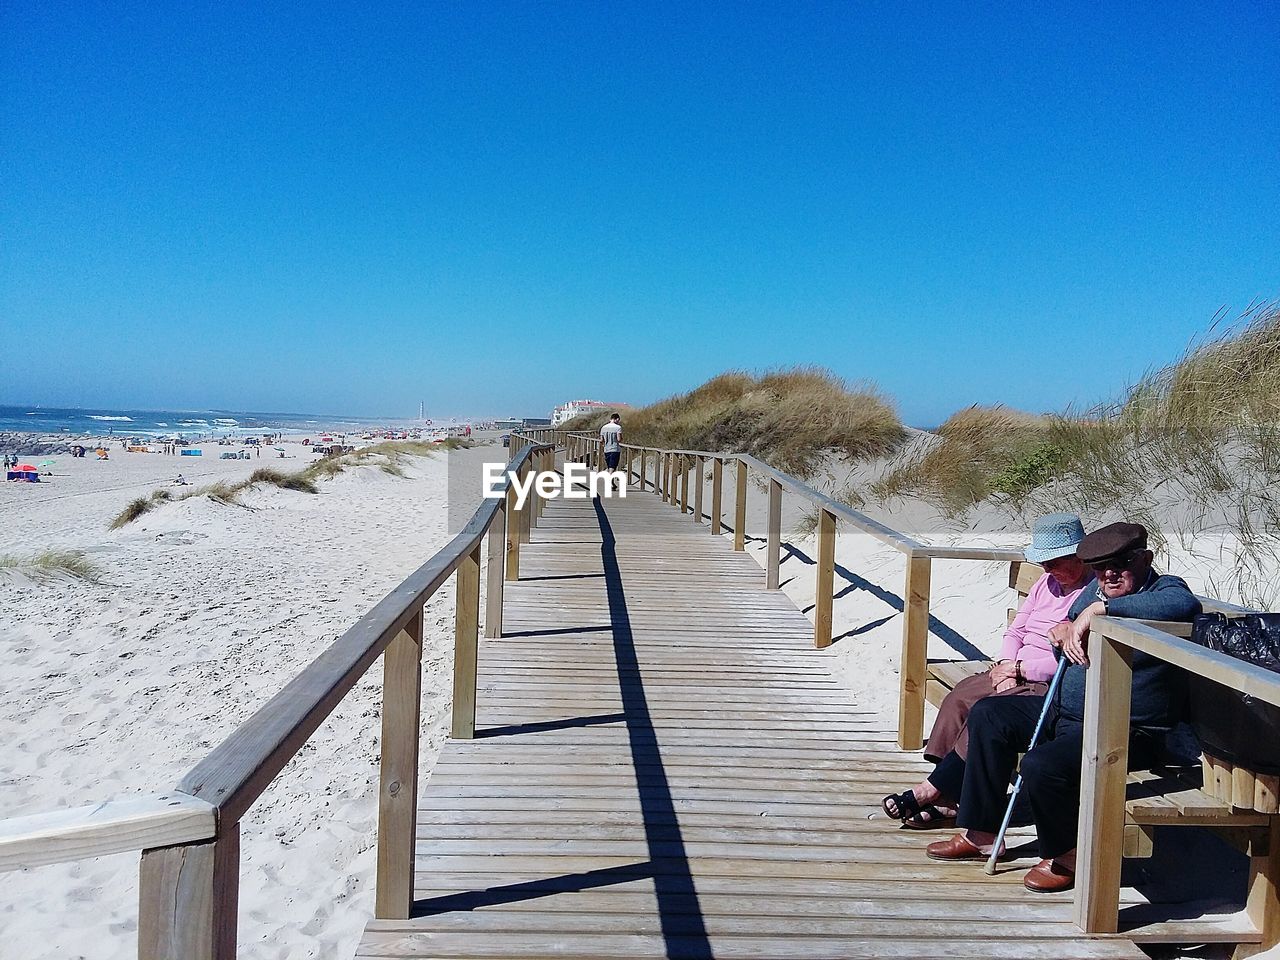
[356,487,1145,959]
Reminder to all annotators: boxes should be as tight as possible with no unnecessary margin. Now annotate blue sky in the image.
[2,2,1277,426]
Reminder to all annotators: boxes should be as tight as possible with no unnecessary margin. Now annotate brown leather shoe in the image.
[1024,858,1075,892]
[926,833,987,861]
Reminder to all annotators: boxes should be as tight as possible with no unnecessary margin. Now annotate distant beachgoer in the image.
[600,414,622,473]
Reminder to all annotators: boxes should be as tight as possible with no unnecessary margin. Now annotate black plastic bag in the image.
[1187,612,1280,775]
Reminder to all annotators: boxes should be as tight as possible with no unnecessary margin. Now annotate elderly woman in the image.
[881,513,1090,828]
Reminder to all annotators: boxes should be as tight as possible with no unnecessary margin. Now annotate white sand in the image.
[1,441,462,959]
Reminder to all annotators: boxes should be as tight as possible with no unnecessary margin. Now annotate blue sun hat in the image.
[1024,512,1086,564]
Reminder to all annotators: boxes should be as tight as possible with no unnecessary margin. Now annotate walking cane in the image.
[983,655,1071,876]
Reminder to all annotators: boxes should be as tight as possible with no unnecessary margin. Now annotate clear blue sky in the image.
[3,2,1277,426]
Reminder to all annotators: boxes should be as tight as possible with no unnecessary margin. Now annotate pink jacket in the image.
[999,572,1087,682]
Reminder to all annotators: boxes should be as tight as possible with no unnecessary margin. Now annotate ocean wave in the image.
[89,415,134,421]
[156,422,168,427]
[214,418,239,425]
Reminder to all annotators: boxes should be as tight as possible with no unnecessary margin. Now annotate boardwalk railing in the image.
[1078,616,1280,948]
[0,434,556,960]
[562,431,1022,750]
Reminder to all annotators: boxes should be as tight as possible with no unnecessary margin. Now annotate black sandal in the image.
[881,789,924,822]
[902,805,957,830]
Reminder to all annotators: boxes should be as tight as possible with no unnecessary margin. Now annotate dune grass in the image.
[107,439,448,528]
[869,405,1056,513]
[563,367,906,479]
[0,549,100,582]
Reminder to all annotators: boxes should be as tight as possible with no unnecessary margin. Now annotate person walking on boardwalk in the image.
[922,522,1202,892]
[600,413,623,474]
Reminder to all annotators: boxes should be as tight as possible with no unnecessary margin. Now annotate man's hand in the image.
[1047,621,1073,649]
[1060,601,1106,666]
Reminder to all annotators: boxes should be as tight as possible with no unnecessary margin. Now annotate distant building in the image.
[493,418,522,430]
[551,399,629,427]
[521,417,552,428]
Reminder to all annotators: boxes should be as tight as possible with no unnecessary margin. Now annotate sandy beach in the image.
[1,439,467,959]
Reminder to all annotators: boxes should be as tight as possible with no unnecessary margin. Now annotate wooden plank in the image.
[1014,560,1044,595]
[1256,774,1280,815]
[897,555,931,750]
[504,482,520,581]
[138,824,239,960]
[375,612,423,919]
[1244,816,1280,954]
[1076,634,1134,933]
[927,659,990,689]
[0,793,215,872]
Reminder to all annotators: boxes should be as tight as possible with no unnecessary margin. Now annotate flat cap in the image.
[1076,522,1148,565]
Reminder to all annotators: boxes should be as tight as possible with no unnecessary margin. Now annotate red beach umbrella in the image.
[16,464,38,472]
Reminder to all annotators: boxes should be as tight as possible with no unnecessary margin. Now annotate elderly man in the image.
[923,522,1202,892]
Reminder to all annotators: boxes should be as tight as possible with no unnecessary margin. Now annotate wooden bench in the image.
[923,559,1043,708]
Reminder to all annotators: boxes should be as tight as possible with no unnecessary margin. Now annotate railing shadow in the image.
[781,542,987,659]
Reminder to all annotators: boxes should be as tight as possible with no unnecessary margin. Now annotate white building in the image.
[551,399,629,426]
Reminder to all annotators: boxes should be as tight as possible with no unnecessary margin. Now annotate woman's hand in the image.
[992,676,1019,693]
[989,661,1018,685]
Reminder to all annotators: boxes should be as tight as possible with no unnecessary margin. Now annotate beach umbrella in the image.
[39,459,56,467]
[16,464,38,472]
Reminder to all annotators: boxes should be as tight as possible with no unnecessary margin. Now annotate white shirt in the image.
[600,422,622,452]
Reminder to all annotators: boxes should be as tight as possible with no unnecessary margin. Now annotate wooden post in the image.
[1243,818,1280,957]
[711,457,723,534]
[679,455,689,515]
[485,501,506,638]
[734,459,747,551]
[519,461,533,544]
[815,509,836,648]
[504,483,520,581]
[138,825,240,960]
[451,543,482,739]
[1075,630,1134,934]
[663,453,671,503]
[375,609,423,919]
[640,449,647,492]
[693,455,704,523]
[897,555,931,750]
[766,478,782,589]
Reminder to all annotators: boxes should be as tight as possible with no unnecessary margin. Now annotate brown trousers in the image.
[924,671,1049,763]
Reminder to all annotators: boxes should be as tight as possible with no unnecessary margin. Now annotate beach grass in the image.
[562,367,907,479]
[107,438,449,528]
[0,549,100,582]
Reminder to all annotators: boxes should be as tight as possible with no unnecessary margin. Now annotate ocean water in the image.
[0,405,418,438]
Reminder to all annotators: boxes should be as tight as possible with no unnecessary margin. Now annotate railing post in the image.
[711,457,723,534]
[734,459,747,551]
[815,509,836,648]
[519,461,533,544]
[451,543,482,739]
[766,478,782,588]
[138,824,239,960]
[662,453,670,503]
[1075,628,1133,934]
[375,608,423,919]
[679,455,689,514]
[505,482,521,581]
[640,448,647,491]
[485,500,506,638]
[897,554,931,750]
[693,455,704,523]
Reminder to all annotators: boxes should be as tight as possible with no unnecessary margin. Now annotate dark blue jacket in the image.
[1055,572,1202,732]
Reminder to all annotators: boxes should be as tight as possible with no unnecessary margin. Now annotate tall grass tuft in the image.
[250,467,319,494]
[870,405,1056,514]
[0,549,100,582]
[564,367,906,479]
